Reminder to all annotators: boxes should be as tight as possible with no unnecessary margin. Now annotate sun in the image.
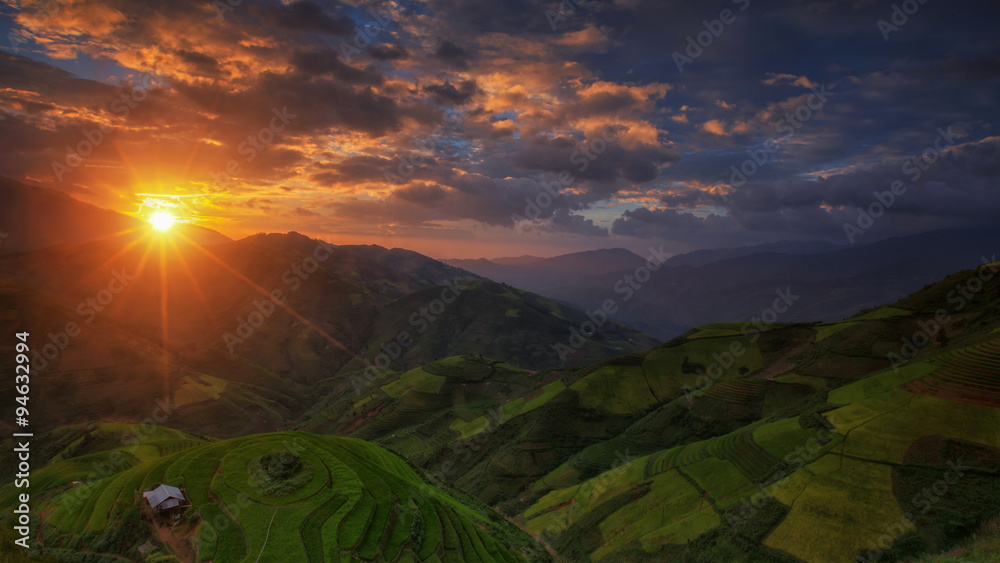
[149,211,177,232]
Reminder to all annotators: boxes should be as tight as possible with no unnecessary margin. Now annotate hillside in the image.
[1,258,998,561]
[0,230,655,438]
[0,426,544,561]
[512,264,1000,562]
[317,260,1000,562]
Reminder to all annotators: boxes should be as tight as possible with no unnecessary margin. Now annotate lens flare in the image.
[150,211,176,232]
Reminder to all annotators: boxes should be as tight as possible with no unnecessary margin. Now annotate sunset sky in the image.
[0,0,998,259]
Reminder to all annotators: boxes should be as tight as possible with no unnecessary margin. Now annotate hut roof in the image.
[142,484,186,511]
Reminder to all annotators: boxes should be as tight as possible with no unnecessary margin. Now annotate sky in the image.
[0,0,997,259]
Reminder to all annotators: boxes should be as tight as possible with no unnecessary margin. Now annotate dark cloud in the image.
[423,80,478,106]
[616,136,1000,245]
[916,55,1000,83]
[256,0,354,35]
[174,71,403,138]
[368,43,410,61]
[511,135,679,187]
[311,155,398,184]
[290,48,384,85]
[434,40,472,70]
[544,208,609,237]
[175,50,220,74]
[1,0,999,249]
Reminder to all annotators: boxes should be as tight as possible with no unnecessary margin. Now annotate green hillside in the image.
[510,266,1000,562]
[2,256,998,562]
[303,263,1000,562]
[0,233,656,440]
[0,430,542,562]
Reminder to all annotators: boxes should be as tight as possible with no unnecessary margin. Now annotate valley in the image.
[1,224,998,562]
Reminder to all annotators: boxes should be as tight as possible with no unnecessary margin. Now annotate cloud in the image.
[762,73,818,88]
[368,44,410,61]
[423,80,478,106]
[554,24,612,53]
[543,208,609,237]
[0,0,998,251]
[616,136,1000,245]
[434,40,472,70]
[257,0,354,35]
[290,48,384,85]
[701,119,726,135]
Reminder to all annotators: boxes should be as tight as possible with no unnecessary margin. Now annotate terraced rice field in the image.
[902,337,1000,407]
[569,365,658,415]
[688,328,741,339]
[42,432,525,562]
[701,379,773,403]
[645,424,779,483]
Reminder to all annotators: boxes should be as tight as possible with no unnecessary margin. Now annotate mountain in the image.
[443,248,648,302]
[0,426,544,561]
[0,228,655,438]
[2,253,999,562]
[491,255,546,267]
[446,230,1000,340]
[318,260,1000,562]
[662,239,844,267]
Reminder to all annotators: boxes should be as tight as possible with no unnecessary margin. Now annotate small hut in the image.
[142,484,189,523]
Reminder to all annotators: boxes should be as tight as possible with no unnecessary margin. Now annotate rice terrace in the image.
[2,428,535,562]
[2,0,1000,561]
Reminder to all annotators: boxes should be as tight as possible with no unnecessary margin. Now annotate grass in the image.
[814,321,860,342]
[450,416,491,440]
[569,365,658,415]
[683,457,756,508]
[21,431,530,562]
[772,373,829,390]
[688,328,742,339]
[197,503,246,562]
[642,335,763,399]
[836,392,1000,464]
[247,451,314,497]
[828,361,940,404]
[902,337,1000,408]
[382,367,447,399]
[764,455,905,563]
[173,374,228,407]
[593,470,717,560]
[752,416,842,463]
[500,380,567,420]
[449,380,568,440]
[851,307,912,321]
[524,455,650,536]
[702,379,772,403]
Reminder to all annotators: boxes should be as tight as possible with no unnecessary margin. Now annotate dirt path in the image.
[153,520,195,561]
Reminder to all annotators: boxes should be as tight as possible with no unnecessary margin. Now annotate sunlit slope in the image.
[0,231,657,439]
[353,279,658,370]
[1,431,541,562]
[0,281,313,438]
[309,264,1000,561]
[518,334,1000,561]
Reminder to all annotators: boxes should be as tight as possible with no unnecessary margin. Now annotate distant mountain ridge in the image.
[663,239,844,267]
[490,255,545,266]
[0,228,655,437]
[446,230,1000,340]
